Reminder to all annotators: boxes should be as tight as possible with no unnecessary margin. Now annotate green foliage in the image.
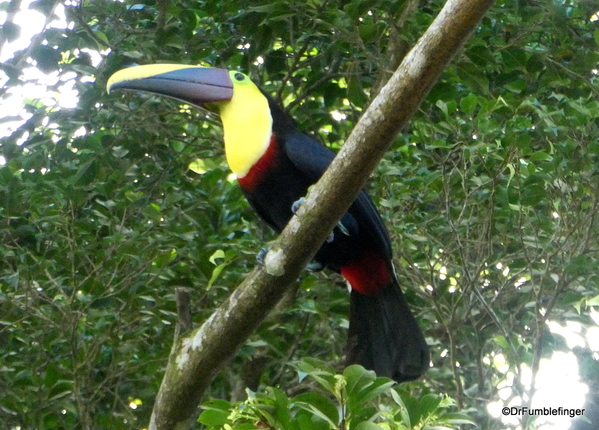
[198,359,475,430]
[1,0,599,429]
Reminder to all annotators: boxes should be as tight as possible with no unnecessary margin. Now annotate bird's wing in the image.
[283,131,392,260]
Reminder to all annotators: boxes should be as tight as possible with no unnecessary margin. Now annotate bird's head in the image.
[107,64,255,109]
[107,64,275,177]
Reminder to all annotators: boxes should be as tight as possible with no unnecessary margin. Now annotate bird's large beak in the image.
[107,64,233,107]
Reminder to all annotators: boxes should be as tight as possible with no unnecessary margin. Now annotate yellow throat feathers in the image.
[218,72,273,178]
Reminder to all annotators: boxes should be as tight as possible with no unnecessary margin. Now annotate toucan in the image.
[107,65,429,382]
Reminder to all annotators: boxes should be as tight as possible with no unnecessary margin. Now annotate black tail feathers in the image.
[346,279,429,382]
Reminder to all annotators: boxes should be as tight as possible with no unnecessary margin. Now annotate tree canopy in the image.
[1,0,598,429]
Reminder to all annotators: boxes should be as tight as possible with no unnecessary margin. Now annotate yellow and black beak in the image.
[106,64,233,107]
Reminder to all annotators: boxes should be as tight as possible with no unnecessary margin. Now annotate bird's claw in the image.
[257,247,269,265]
[307,260,324,271]
[291,197,305,214]
[325,221,350,243]
[337,221,350,236]
[293,197,349,243]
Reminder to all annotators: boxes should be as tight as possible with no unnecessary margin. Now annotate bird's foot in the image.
[325,221,350,243]
[257,247,269,266]
[337,221,350,236]
[292,197,349,243]
[326,230,335,243]
[291,197,305,214]
[307,260,324,271]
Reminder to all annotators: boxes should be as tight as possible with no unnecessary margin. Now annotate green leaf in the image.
[422,426,459,430]
[493,335,509,349]
[152,249,177,269]
[390,389,412,427]
[179,10,198,32]
[207,263,227,289]
[293,392,339,427]
[419,394,443,416]
[94,30,109,46]
[344,364,376,395]
[198,409,230,426]
[459,93,478,115]
[565,255,593,277]
[143,203,162,223]
[520,183,546,206]
[438,412,477,425]
[585,294,599,307]
[209,249,226,265]
[73,160,97,185]
[247,4,282,13]
[436,100,449,117]
[295,413,328,430]
[170,140,186,152]
[348,75,367,106]
[354,422,385,430]
[345,365,395,409]
[529,151,552,162]
[125,190,144,202]
[295,359,337,393]
[189,158,217,174]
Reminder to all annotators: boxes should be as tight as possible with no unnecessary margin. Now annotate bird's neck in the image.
[236,134,280,191]
[220,91,273,178]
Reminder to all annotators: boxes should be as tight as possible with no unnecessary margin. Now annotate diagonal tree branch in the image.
[149,1,496,429]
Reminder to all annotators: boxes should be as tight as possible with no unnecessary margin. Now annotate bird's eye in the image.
[234,73,245,81]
